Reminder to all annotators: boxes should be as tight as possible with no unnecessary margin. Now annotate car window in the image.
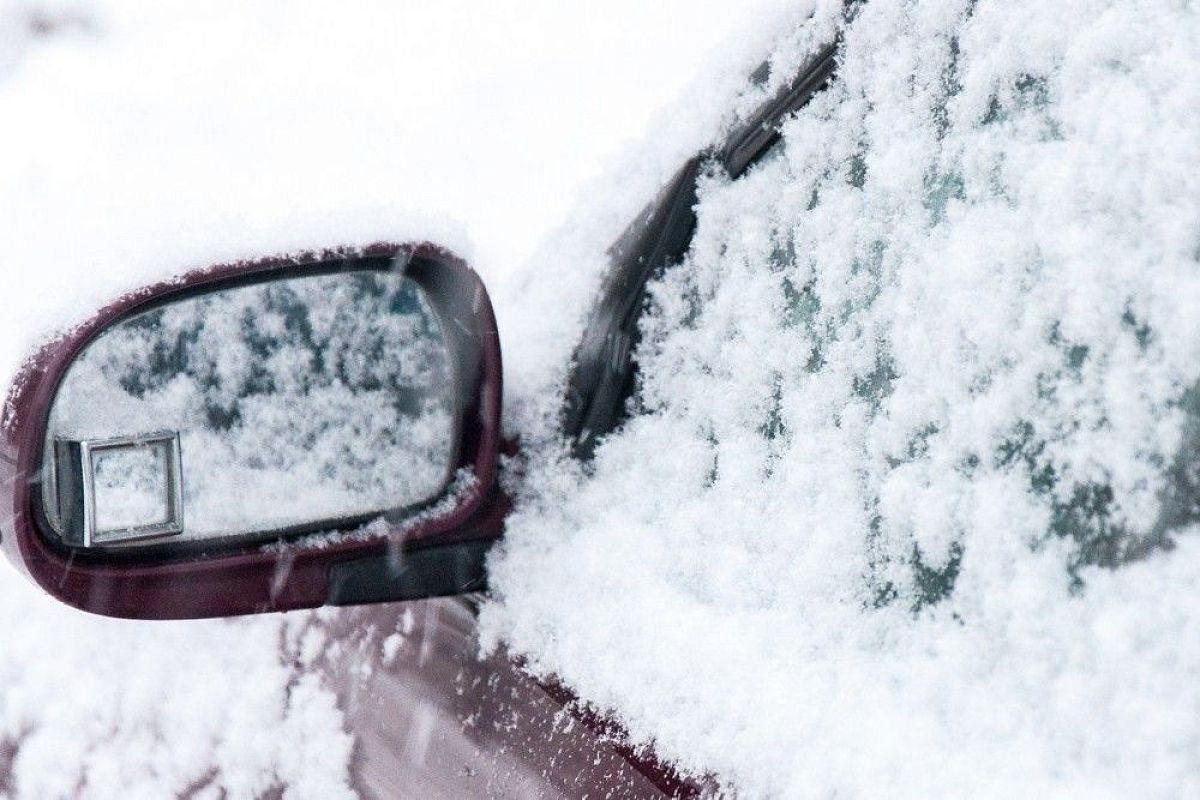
[640,56,1185,611]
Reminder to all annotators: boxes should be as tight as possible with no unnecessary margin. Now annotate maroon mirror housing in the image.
[0,242,505,619]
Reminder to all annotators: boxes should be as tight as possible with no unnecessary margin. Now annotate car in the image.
[4,1,1197,795]
[0,33,839,799]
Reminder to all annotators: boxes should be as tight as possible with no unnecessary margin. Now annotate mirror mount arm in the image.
[327,481,511,605]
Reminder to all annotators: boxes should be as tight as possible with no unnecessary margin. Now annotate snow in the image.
[0,0,778,796]
[380,608,415,667]
[481,0,1200,797]
[4,0,1199,797]
[0,592,356,798]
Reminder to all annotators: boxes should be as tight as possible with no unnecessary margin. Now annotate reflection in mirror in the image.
[43,269,456,548]
[53,431,184,546]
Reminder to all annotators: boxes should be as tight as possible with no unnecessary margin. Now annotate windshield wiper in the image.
[564,41,840,459]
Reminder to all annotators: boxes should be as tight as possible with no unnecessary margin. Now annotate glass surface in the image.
[92,442,172,533]
[43,270,456,547]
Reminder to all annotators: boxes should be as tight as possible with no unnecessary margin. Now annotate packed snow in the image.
[481,0,1200,797]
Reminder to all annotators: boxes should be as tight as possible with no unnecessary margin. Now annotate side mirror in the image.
[0,243,505,618]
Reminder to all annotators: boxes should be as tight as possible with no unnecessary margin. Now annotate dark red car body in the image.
[325,598,700,798]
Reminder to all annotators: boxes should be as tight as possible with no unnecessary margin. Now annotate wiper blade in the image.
[719,41,839,178]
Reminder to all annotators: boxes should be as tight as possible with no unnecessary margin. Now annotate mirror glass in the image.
[42,269,456,548]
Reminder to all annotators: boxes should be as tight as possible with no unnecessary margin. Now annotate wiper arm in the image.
[719,41,839,178]
[563,41,839,460]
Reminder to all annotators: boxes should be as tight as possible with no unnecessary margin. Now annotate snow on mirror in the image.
[42,270,456,549]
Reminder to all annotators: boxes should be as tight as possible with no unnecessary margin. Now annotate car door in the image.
[322,597,689,798]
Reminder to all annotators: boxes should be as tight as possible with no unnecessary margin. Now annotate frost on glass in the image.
[43,270,455,546]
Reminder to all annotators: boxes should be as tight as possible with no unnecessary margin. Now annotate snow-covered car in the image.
[3,1,1199,796]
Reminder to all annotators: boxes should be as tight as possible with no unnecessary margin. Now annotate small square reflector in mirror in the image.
[54,432,184,546]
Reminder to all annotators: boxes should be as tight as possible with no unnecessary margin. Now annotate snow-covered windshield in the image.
[44,270,455,546]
